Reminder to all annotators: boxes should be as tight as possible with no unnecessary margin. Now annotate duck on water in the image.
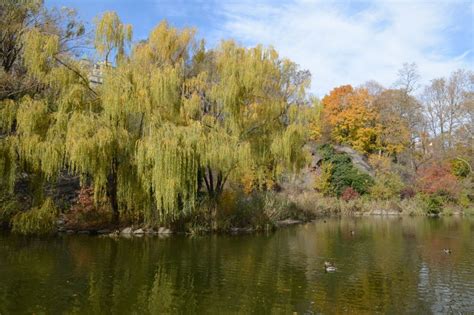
[324,261,337,272]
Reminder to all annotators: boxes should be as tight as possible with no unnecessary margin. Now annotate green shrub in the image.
[451,158,471,178]
[12,198,58,235]
[464,206,474,216]
[316,144,374,196]
[370,173,404,200]
[424,195,444,215]
[230,192,269,228]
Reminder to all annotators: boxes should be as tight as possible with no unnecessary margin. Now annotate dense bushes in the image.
[311,145,472,216]
[451,158,471,178]
[174,191,315,234]
[341,187,359,201]
[423,195,445,215]
[417,164,460,200]
[63,187,112,230]
[0,193,19,228]
[370,173,404,200]
[11,198,58,235]
[400,187,416,200]
[315,144,374,196]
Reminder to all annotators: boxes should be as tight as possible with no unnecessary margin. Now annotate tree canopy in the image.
[1,5,311,228]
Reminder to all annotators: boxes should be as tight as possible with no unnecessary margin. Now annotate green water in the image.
[1,217,473,314]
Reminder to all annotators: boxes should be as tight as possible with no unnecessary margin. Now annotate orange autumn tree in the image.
[321,85,381,154]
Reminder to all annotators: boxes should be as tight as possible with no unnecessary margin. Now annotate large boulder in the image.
[333,145,374,177]
[280,143,374,193]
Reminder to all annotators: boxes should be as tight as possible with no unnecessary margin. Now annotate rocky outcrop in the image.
[280,143,374,193]
[333,145,374,177]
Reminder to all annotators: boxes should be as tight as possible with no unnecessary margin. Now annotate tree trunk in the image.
[201,167,229,230]
[107,161,119,225]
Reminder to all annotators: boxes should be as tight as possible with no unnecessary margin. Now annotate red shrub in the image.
[341,187,360,201]
[64,187,111,229]
[416,164,460,199]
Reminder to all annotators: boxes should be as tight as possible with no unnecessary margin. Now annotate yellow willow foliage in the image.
[271,123,309,174]
[16,97,50,136]
[181,92,202,122]
[4,12,311,225]
[101,64,184,124]
[66,113,118,194]
[136,118,252,221]
[22,28,60,82]
[0,100,17,133]
[203,125,252,178]
[147,21,195,66]
[94,11,132,63]
[12,198,58,235]
[136,122,202,221]
[23,27,90,92]
[210,42,283,130]
[0,137,17,193]
[314,161,333,195]
[56,82,94,113]
[149,66,183,119]
[15,97,66,178]
[240,165,278,193]
[116,164,151,221]
[49,63,89,93]
[302,100,324,141]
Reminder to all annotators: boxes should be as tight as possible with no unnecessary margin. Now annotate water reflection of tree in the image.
[1,218,473,313]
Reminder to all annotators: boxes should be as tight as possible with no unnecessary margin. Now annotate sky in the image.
[46,0,474,96]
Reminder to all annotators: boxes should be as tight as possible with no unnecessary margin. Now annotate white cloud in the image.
[215,0,473,96]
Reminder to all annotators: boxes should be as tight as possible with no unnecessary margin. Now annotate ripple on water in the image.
[0,217,473,313]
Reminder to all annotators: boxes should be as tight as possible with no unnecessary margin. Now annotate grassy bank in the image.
[287,192,473,217]
[3,188,472,237]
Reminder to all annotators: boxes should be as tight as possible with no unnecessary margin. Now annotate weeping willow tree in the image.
[1,7,312,230]
[94,11,132,64]
[0,1,94,232]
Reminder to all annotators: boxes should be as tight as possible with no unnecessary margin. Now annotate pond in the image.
[1,217,473,314]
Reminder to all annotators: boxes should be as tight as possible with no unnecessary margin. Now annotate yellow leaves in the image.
[240,166,276,193]
[368,154,392,174]
[0,137,18,193]
[181,93,202,121]
[149,66,182,117]
[140,20,195,66]
[314,162,333,195]
[204,129,251,175]
[23,27,89,90]
[22,28,60,82]
[136,123,202,220]
[12,198,58,235]
[16,97,49,137]
[0,99,17,133]
[322,85,382,154]
[94,11,132,63]
[7,97,68,179]
[6,12,312,224]
[65,113,115,196]
[271,123,309,174]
